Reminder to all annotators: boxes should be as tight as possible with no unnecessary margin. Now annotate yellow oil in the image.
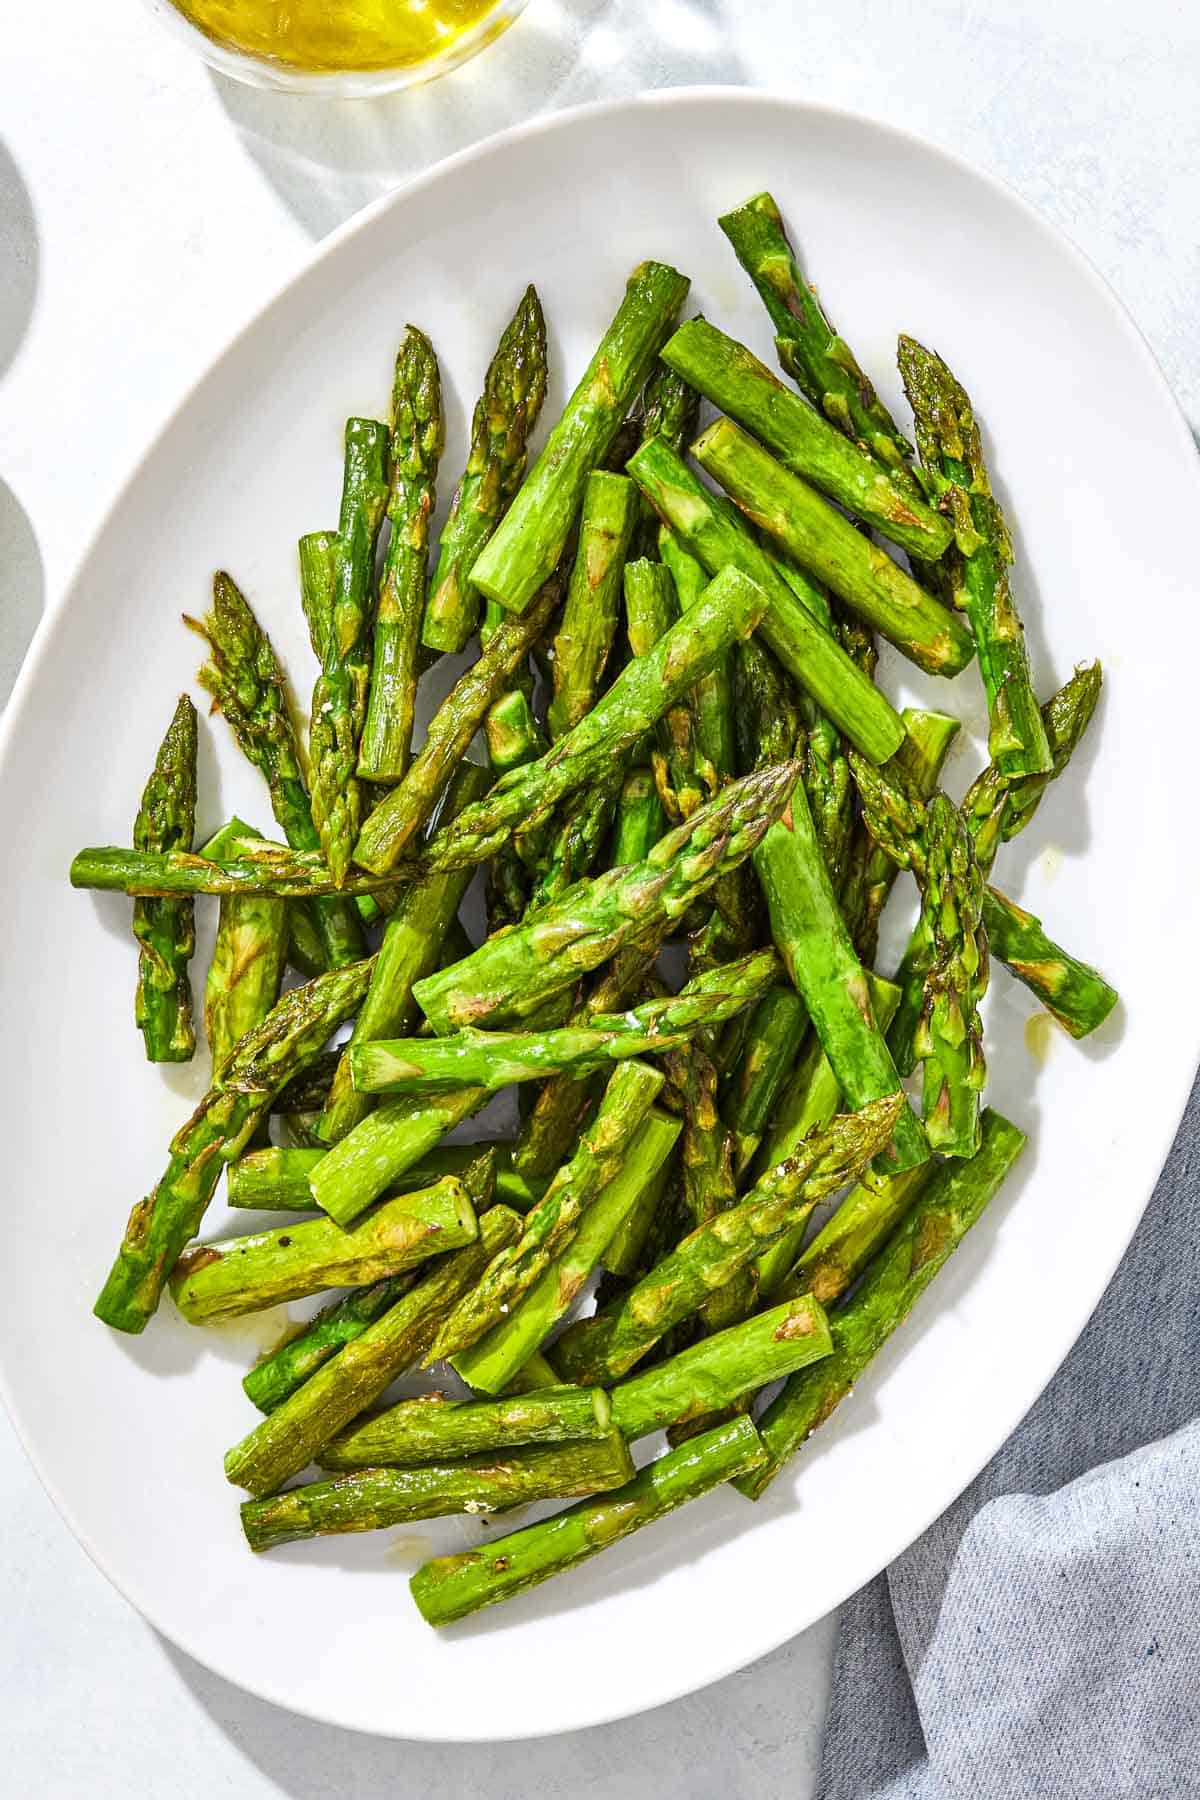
[171,0,507,73]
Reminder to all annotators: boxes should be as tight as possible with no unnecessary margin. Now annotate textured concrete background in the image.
[1,3,1195,1792]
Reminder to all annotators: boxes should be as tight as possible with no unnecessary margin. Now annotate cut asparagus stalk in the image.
[430,1060,665,1362]
[628,435,904,763]
[611,765,667,864]
[450,1107,683,1395]
[693,417,974,678]
[662,317,951,559]
[94,956,374,1334]
[132,694,198,1063]
[320,1385,613,1470]
[309,1085,487,1228]
[199,819,287,1072]
[358,327,443,782]
[755,769,927,1172]
[224,1204,522,1497]
[609,1293,831,1440]
[719,985,810,1176]
[409,1415,768,1625]
[470,260,690,615]
[226,1142,548,1215]
[242,1152,496,1413]
[242,1433,634,1552]
[739,1108,1026,1499]
[170,1177,478,1324]
[547,471,639,740]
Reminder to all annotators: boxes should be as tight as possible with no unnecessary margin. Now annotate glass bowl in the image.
[141,0,530,98]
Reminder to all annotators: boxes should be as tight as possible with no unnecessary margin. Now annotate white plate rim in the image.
[2,85,1198,1740]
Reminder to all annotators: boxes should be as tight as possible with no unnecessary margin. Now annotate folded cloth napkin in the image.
[817,1071,1200,1800]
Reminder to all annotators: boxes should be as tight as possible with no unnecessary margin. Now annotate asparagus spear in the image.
[610,1294,831,1440]
[720,986,810,1176]
[662,318,951,560]
[320,1385,613,1470]
[546,472,639,739]
[693,418,975,678]
[310,1085,487,1228]
[452,1107,683,1395]
[307,418,390,883]
[94,956,374,1333]
[318,758,490,1144]
[224,1203,522,1497]
[421,285,548,654]
[227,1140,548,1215]
[71,840,404,900]
[414,563,767,878]
[659,524,737,783]
[357,329,443,782]
[298,530,336,662]
[740,1109,1026,1500]
[840,708,961,967]
[410,1415,767,1625]
[628,436,903,762]
[579,1108,679,1278]
[170,1177,477,1324]
[506,930,665,1183]
[501,1351,565,1395]
[611,764,667,863]
[852,753,989,1156]
[429,1060,664,1360]
[755,766,928,1171]
[551,1092,903,1382]
[750,973,901,1297]
[525,779,621,914]
[242,1434,634,1553]
[470,260,690,615]
[718,191,920,489]
[242,1150,497,1414]
[352,949,780,1095]
[624,558,715,822]
[199,820,287,1071]
[414,762,797,1033]
[485,686,548,776]
[898,335,1051,776]
[350,573,565,875]
[132,694,198,1063]
[632,359,702,555]
[981,886,1118,1038]
[184,571,365,968]
[269,1050,341,1117]
[781,1159,937,1308]
[961,662,1103,876]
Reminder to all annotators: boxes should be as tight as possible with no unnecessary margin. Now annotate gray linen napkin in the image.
[817,1072,1200,1800]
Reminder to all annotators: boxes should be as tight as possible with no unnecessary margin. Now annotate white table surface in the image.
[1,2,1195,1793]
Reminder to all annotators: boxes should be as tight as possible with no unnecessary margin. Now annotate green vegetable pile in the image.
[71,190,1116,1626]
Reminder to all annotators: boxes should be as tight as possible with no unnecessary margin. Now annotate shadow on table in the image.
[209,0,747,241]
[0,137,38,382]
[0,477,44,707]
[159,1598,834,1798]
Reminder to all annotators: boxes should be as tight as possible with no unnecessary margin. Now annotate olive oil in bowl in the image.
[158,0,525,87]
